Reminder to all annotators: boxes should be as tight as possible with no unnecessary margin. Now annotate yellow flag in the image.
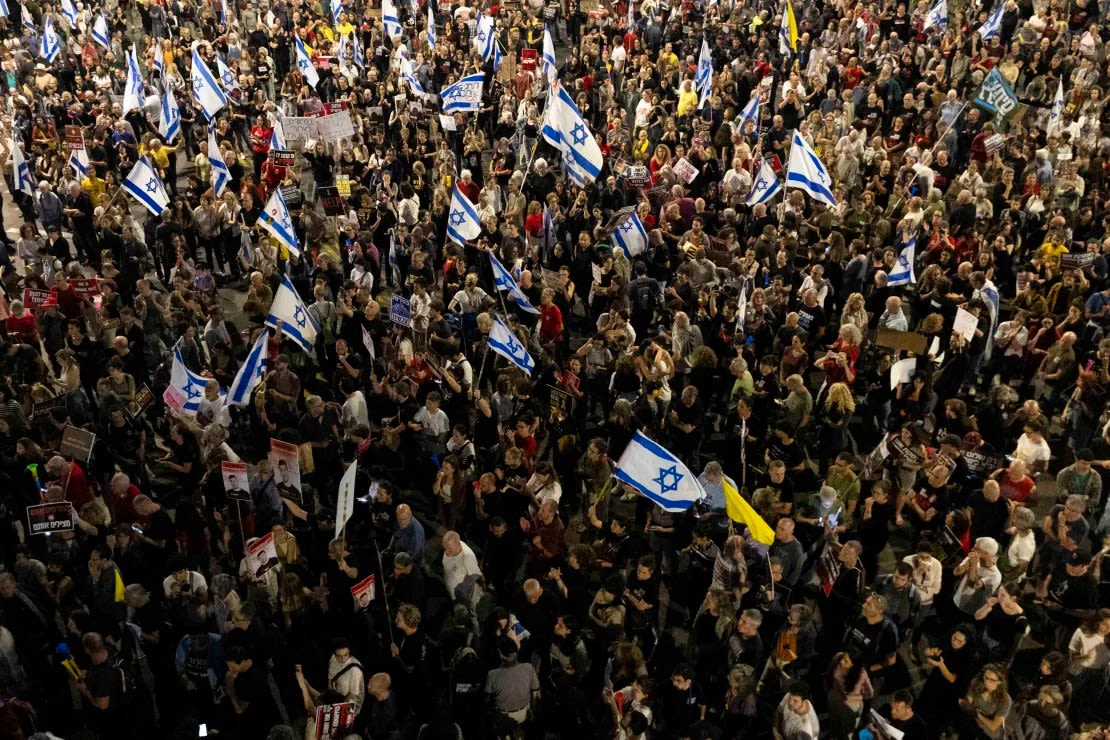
[724,478,775,545]
[113,567,126,603]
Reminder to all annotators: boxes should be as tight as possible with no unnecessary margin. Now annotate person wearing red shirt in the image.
[51,272,85,320]
[5,300,37,344]
[107,472,142,525]
[46,455,92,510]
[992,459,1037,504]
[539,288,564,344]
[248,114,273,177]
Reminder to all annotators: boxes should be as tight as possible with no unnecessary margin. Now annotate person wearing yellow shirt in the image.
[141,137,180,195]
[657,43,679,78]
[1038,237,1069,270]
[80,174,106,200]
[677,79,699,118]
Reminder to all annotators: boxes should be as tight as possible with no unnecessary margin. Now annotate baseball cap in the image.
[941,434,961,448]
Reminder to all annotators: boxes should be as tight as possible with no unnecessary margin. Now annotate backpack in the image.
[632,280,658,315]
[112,622,145,700]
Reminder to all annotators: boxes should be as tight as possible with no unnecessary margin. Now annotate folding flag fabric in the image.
[265,274,320,352]
[785,131,837,206]
[614,431,706,512]
[122,157,170,216]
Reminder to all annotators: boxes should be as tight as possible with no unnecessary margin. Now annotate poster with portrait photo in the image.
[269,439,302,504]
[247,532,280,578]
[350,574,375,610]
[221,461,251,502]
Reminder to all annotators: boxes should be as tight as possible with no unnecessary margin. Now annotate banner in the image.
[65,125,85,151]
[247,532,279,577]
[71,278,99,297]
[315,111,355,140]
[314,703,356,740]
[221,460,251,501]
[350,574,375,609]
[963,450,1003,477]
[59,425,95,462]
[23,288,52,308]
[317,186,346,216]
[974,68,1018,121]
[389,295,411,327]
[27,502,75,535]
[269,439,302,503]
[281,116,320,141]
[1061,252,1095,270]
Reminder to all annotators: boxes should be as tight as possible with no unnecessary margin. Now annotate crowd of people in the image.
[0,0,1108,738]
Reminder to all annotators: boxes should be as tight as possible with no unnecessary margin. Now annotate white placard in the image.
[439,114,457,131]
[954,307,979,342]
[672,157,698,184]
[890,357,917,389]
[316,111,355,140]
[281,116,320,141]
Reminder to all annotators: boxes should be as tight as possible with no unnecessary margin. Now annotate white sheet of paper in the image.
[439,114,457,131]
[954,307,979,342]
[890,357,917,390]
[591,263,603,283]
[928,336,941,356]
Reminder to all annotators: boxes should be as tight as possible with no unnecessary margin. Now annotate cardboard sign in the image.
[59,425,95,462]
[22,288,52,309]
[126,385,154,420]
[317,186,346,216]
[548,385,572,422]
[1061,252,1095,269]
[964,450,1004,477]
[350,574,375,609]
[222,461,251,501]
[874,328,928,356]
[314,702,356,740]
[268,149,296,166]
[247,532,279,578]
[815,543,841,597]
[539,268,562,290]
[65,125,85,151]
[71,278,99,298]
[335,174,351,197]
[269,439,303,504]
[672,157,699,184]
[389,294,412,327]
[27,502,75,535]
[315,111,355,140]
[281,116,320,141]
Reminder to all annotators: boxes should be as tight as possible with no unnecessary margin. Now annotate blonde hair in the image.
[826,382,856,412]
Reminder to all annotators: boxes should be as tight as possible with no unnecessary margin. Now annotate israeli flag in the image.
[440,73,484,113]
[331,0,343,28]
[614,431,706,512]
[170,349,212,414]
[39,17,61,63]
[11,136,33,197]
[257,188,301,257]
[400,53,425,96]
[208,125,230,196]
[695,38,713,109]
[60,0,77,29]
[613,211,648,258]
[746,158,782,206]
[382,0,402,39]
[22,5,35,32]
[473,13,496,62]
[269,110,287,150]
[225,328,270,406]
[91,13,110,49]
[923,0,946,31]
[778,0,797,56]
[1049,78,1064,132]
[68,147,89,178]
[976,3,1003,39]
[736,284,747,332]
[159,84,181,143]
[216,55,240,96]
[489,252,540,315]
[427,3,436,48]
[542,25,557,86]
[352,33,365,68]
[337,33,350,65]
[488,315,534,374]
[888,236,916,286]
[786,130,836,206]
[447,184,481,245]
[294,34,320,88]
[265,274,319,353]
[123,157,170,215]
[219,0,230,25]
[122,46,146,115]
[737,93,760,133]
[541,84,603,187]
[153,47,164,79]
[0,0,9,19]
[192,45,228,119]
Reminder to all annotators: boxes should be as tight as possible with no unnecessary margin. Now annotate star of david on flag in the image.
[746,158,782,206]
[265,274,320,353]
[541,84,603,187]
[256,189,301,258]
[488,315,535,374]
[122,157,170,216]
[446,184,481,245]
[170,349,214,414]
[225,328,271,407]
[611,210,648,258]
[614,431,706,512]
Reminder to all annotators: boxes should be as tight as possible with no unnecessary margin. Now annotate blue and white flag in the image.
[159,84,181,143]
[170,349,212,414]
[352,33,365,68]
[695,38,713,109]
[488,316,534,374]
[22,4,35,32]
[60,0,77,29]
[888,236,916,286]
[473,12,496,63]
[615,431,706,512]
[257,188,301,257]
[269,110,287,150]
[613,211,648,258]
[39,17,60,63]
[382,0,402,39]
[331,0,343,28]
[216,55,240,96]
[207,126,229,196]
[923,0,946,31]
[976,2,1003,39]
[225,328,270,406]
[489,252,541,315]
[294,34,320,88]
[122,157,170,216]
[447,184,481,245]
[426,3,436,48]
[152,46,165,79]
[736,284,747,333]
[265,274,319,353]
[542,25,557,87]
[440,73,484,112]
[122,45,146,115]
[91,13,110,49]
[541,84,604,187]
[191,45,228,119]
[786,130,836,206]
[1048,78,1064,132]
[0,0,9,19]
[68,147,89,179]
[11,136,33,197]
[737,92,760,133]
[337,33,351,65]
[219,0,230,25]
[746,158,782,206]
[399,53,425,96]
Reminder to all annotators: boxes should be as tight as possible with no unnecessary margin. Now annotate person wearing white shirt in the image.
[442,531,483,606]
[1067,613,1110,676]
[1013,428,1052,475]
[953,537,1002,617]
[878,296,909,332]
[342,384,370,431]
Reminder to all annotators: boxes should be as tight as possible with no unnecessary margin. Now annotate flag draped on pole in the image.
[331,0,343,28]
[294,34,320,88]
[973,67,1019,121]
[426,3,436,48]
[695,38,713,109]
[269,111,287,150]
[786,131,837,206]
[0,0,10,19]
[440,73,484,112]
[887,236,916,286]
[446,184,481,245]
[488,316,535,374]
[122,157,170,215]
[11,136,33,197]
[615,431,706,512]
[216,55,240,96]
[352,34,365,67]
[541,84,604,187]
[159,84,181,143]
[191,46,228,119]
[68,148,89,179]
[489,252,541,315]
[746,158,782,206]
[265,274,320,352]
[91,13,110,48]
[923,0,947,31]
[256,189,301,257]
[399,53,425,96]
[208,125,230,196]
[778,0,797,56]
[738,93,760,133]
[723,477,774,545]
[122,46,146,115]
[976,3,1003,39]
[473,13,497,63]
[612,211,648,258]
[60,0,77,29]
[169,349,212,414]
[39,17,61,63]
[1048,78,1064,133]
[225,328,270,406]
[382,0,402,39]
[542,26,557,87]
[334,459,358,539]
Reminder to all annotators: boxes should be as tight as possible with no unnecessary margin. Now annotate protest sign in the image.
[672,157,698,184]
[268,149,296,166]
[222,461,251,501]
[953,307,979,342]
[316,111,355,139]
[22,288,52,308]
[335,175,351,197]
[60,425,95,462]
[317,186,346,216]
[815,543,841,597]
[27,502,75,535]
[281,116,319,141]
[65,125,85,150]
[314,703,356,740]
[247,532,279,577]
[350,574,375,609]
[126,385,154,419]
[389,295,412,327]
[71,278,100,298]
[1061,252,1095,269]
[269,439,303,503]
